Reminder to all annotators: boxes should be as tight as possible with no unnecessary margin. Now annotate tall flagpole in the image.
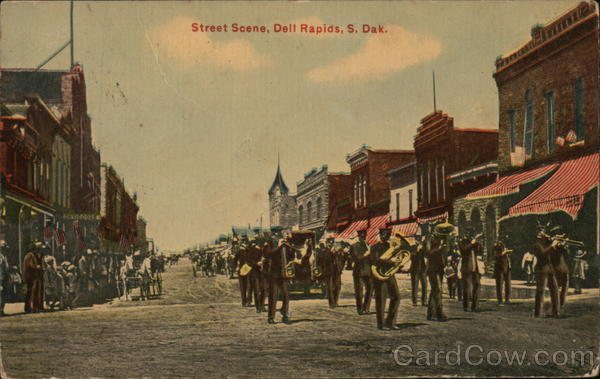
[432,71,437,112]
[70,0,74,67]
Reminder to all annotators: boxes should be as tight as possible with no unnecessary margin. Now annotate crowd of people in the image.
[223,221,592,329]
[0,239,167,316]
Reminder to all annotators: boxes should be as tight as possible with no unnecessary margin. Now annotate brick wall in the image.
[494,5,599,172]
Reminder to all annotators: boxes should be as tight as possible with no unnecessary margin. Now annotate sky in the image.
[0,0,579,251]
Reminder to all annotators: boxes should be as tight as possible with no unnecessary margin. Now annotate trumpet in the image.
[551,235,585,248]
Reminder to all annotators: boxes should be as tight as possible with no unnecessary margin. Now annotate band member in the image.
[493,239,512,304]
[232,240,251,307]
[533,232,560,318]
[550,241,569,309]
[265,233,295,324]
[321,238,344,308]
[23,242,46,313]
[459,232,483,312]
[572,250,588,294]
[350,229,373,315]
[425,236,447,321]
[247,239,267,313]
[444,256,459,300]
[410,241,427,306]
[371,228,402,330]
[521,251,537,285]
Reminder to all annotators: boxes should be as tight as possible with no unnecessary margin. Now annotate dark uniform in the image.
[23,245,45,313]
[550,243,569,309]
[493,241,512,304]
[265,239,295,324]
[232,244,251,307]
[371,230,401,330]
[533,234,560,317]
[459,236,482,312]
[410,244,427,306]
[350,233,373,315]
[247,242,266,313]
[425,238,447,320]
[321,241,344,308]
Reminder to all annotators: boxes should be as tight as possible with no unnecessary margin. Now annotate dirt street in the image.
[1,260,598,377]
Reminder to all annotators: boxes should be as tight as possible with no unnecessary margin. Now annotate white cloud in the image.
[307,25,442,83]
[149,17,271,71]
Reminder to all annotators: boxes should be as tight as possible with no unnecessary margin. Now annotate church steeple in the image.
[268,160,289,195]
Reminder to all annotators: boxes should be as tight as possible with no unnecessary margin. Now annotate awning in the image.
[391,222,419,237]
[417,211,448,224]
[507,153,599,219]
[466,163,558,199]
[366,215,390,245]
[336,218,368,241]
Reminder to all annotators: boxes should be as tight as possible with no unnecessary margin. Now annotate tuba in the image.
[371,234,411,281]
[281,240,296,279]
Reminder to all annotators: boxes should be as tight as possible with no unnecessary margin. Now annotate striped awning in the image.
[336,218,368,241]
[507,153,599,219]
[467,163,558,199]
[366,215,391,245]
[417,211,448,224]
[391,222,419,237]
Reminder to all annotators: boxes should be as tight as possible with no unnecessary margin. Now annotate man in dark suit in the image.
[425,236,447,320]
[23,242,46,313]
[321,238,344,308]
[459,231,483,312]
[232,240,251,307]
[371,228,402,330]
[550,241,569,310]
[533,232,560,317]
[265,234,296,324]
[410,239,427,306]
[493,239,512,304]
[350,229,372,315]
[247,239,267,313]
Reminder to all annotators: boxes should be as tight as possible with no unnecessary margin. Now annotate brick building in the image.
[460,1,599,282]
[413,110,498,228]
[387,162,420,238]
[296,165,352,238]
[99,164,139,253]
[268,163,298,232]
[336,146,415,244]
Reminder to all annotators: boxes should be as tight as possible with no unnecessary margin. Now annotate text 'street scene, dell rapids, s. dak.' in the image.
[0,0,598,377]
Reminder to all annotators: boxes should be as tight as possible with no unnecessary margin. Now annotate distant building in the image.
[388,162,419,238]
[336,146,415,244]
[268,162,297,232]
[296,164,353,238]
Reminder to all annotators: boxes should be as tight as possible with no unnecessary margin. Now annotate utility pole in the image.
[70,0,74,67]
[432,71,437,112]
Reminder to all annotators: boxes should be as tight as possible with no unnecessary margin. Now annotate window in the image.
[408,189,413,216]
[524,89,534,158]
[307,202,312,222]
[354,179,359,208]
[426,164,431,204]
[434,162,439,202]
[545,92,555,152]
[362,177,367,207]
[441,161,446,200]
[508,110,516,152]
[316,197,322,219]
[395,193,400,220]
[574,78,584,141]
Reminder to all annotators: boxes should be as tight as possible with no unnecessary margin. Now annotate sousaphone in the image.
[371,233,411,281]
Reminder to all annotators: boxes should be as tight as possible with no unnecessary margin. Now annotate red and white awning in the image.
[416,211,448,224]
[467,163,558,199]
[366,215,390,245]
[336,218,368,241]
[507,153,599,219]
[391,222,420,237]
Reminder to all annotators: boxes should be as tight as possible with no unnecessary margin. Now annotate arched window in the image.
[307,202,312,222]
[362,176,367,206]
[298,206,304,225]
[316,197,322,219]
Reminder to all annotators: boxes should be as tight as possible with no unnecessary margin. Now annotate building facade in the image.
[336,146,415,244]
[268,163,298,232]
[459,1,599,282]
[414,110,498,225]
